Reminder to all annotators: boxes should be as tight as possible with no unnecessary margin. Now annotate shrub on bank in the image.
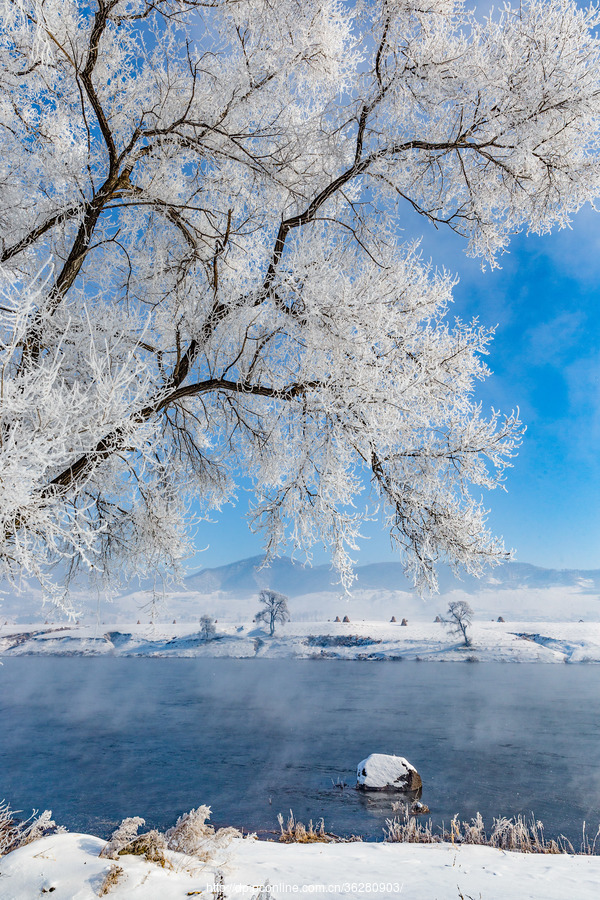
[0,800,61,857]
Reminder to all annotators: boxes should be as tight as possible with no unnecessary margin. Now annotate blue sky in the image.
[431,206,600,572]
[188,201,600,574]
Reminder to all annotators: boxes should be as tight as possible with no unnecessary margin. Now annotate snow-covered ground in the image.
[2,618,600,662]
[3,830,600,900]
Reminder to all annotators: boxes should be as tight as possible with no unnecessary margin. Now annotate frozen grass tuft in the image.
[121,830,171,867]
[165,805,240,857]
[581,822,600,855]
[99,816,146,859]
[482,814,565,853]
[0,799,61,857]
[98,863,124,895]
[278,811,334,843]
[99,816,171,867]
[276,811,362,844]
[165,805,214,854]
[384,804,600,854]
[99,806,242,870]
[385,804,437,844]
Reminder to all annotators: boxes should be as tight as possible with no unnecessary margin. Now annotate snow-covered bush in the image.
[99,817,146,859]
[124,830,170,867]
[0,800,60,857]
[101,817,171,867]
[165,805,214,854]
[100,807,241,868]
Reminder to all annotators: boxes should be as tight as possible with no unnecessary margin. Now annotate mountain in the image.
[183,555,600,598]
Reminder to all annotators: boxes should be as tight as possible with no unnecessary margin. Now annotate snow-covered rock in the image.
[356,752,422,791]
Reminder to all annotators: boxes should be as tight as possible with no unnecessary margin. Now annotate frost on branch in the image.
[0,0,599,602]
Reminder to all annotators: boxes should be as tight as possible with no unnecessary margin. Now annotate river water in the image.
[1,658,599,844]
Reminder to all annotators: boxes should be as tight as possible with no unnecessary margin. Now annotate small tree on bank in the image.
[199,615,216,641]
[255,590,290,637]
[444,601,474,647]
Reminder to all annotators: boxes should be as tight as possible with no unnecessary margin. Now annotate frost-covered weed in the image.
[0,800,60,857]
[122,830,171,867]
[100,807,241,869]
[165,804,241,858]
[165,805,214,853]
[581,823,600,855]
[278,811,333,843]
[251,879,272,900]
[100,818,170,867]
[99,817,146,859]
[485,815,567,854]
[384,806,581,854]
[98,864,125,895]
[384,805,437,844]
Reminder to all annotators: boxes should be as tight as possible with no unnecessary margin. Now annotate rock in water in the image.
[410,800,430,815]
[356,753,422,792]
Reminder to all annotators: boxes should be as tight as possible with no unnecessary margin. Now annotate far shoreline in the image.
[2,619,600,663]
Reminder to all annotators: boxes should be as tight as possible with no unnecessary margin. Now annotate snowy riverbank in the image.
[3,829,600,900]
[2,619,600,662]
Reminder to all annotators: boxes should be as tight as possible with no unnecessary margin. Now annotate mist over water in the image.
[1,658,599,844]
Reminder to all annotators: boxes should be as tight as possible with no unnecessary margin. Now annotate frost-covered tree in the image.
[444,599,474,646]
[1,0,600,608]
[199,614,216,640]
[255,589,290,636]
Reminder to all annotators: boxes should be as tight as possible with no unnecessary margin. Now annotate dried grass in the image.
[99,816,171,867]
[278,811,334,843]
[99,817,146,859]
[119,830,171,868]
[165,805,240,860]
[98,864,124,895]
[0,800,60,857]
[581,822,600,855]
[383,804,599,855]
[99,806,242,872]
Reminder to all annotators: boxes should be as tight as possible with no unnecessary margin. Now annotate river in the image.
[1,658,599,845]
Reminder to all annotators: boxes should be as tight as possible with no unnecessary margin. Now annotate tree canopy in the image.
[1,0,599,608]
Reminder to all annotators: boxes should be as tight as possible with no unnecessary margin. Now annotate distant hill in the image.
[184,554,600,598]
